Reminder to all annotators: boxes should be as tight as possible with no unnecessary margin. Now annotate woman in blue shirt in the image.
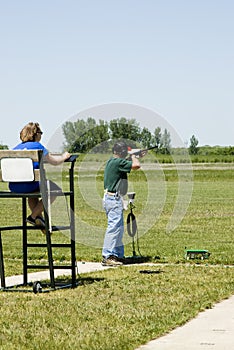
[9,122,71,228]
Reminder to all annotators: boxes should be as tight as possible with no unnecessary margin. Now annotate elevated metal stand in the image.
[0,151,78,293]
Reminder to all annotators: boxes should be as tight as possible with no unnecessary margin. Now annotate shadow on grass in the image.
[78,276,105,286]
[0,276,105,293]
[123,255,165,274]
[52,275,105,287]
[139,269,164,274]
[123,255,152,265]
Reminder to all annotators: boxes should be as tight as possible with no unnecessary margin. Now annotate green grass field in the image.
[0,161,234,349]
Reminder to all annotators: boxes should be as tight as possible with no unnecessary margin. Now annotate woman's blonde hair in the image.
[20,122,42,142]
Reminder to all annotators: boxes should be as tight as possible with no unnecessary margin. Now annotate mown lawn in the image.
[0,162,234,349]
[0,265,234,350]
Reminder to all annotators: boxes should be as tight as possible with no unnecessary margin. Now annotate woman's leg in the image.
[28,181,61,221]
[28,197,44,219]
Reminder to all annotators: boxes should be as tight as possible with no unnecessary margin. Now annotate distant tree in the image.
[0,144,8,150]
[189,135,199,155]
[227,146,234,155]
[62,118,110,153]
[62,119,86,151]
[160,128,171,154]
[109,117,141,143]
[140,127,152,148]
[91,120,110,153]
[153,127,162,150]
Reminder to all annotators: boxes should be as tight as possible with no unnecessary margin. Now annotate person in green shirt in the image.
[102,140,146,266]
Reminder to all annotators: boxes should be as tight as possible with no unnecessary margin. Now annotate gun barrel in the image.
[145,146,158,151]
[131,145,158,155]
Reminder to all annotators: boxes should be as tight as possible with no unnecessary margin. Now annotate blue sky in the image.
[1,0,233,149]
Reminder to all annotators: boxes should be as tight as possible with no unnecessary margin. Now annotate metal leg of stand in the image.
[0,231,6,288]
[69,167,76,287]
[71,220,76,287]
[46,228,55,289]
[45,183,55,289]
[22,197,28,286]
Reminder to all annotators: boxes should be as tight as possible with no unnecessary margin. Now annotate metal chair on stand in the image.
[0,150,78,293]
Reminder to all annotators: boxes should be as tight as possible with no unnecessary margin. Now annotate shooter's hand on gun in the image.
[127,145,158,159]
[132,149,147,158]
[127,148,145,159]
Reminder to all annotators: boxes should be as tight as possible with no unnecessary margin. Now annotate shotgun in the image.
[128,145,158,157]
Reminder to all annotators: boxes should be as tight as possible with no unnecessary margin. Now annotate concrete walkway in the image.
[136,294,234,350]
[1,262,234,350]
[0,261,111,288]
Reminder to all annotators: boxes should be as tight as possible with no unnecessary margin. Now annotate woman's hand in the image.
[62,151,71,161]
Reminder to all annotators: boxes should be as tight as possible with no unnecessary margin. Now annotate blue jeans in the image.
[102,194,124,259]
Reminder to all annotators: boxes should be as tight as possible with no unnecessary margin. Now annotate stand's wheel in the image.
[33,281,42,294]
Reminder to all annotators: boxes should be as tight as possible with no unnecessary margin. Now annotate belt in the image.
[107,192,116,196]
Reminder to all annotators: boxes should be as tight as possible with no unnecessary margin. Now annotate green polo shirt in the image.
[104,157,132,195]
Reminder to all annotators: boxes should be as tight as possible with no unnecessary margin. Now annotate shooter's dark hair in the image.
[112,141,128,158]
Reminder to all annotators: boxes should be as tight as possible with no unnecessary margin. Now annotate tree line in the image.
[0,144,8,150]
[62,117,172,154]
[1,119,233,157]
